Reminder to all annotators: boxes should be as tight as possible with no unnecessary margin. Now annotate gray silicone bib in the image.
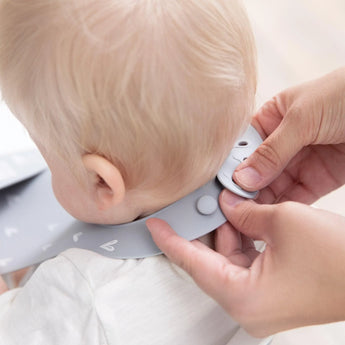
[0,126,262,274]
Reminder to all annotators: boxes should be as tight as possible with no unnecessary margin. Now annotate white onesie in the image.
[0,248,271,345]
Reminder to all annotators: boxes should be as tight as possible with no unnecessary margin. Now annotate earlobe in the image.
[82,154,126,210]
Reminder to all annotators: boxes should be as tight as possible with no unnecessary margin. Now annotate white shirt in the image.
[0,249,269,345]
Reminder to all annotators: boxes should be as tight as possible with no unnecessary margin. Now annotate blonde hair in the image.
[0,0,256,195]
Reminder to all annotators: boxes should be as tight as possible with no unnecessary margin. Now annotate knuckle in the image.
[235,202,257,231]
[253,141,283,172]
[178,258,194,278]
[176,253,194,276]
[176,247,201,280]
[286,103,304,121]
[286,103,317,144]
[270,201,296,225]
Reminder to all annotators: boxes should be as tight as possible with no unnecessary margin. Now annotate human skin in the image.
[147,192,345,337]
[234,67,345,205]
[0,277,7,294]
[147,67,345,336]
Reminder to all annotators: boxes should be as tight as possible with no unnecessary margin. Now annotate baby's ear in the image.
[82,154,125,211]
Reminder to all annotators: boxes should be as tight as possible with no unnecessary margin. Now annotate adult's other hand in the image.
[147,190,345,337]
[235,68,345,204]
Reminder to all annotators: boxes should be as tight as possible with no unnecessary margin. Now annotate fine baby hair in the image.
[0,0,256,220]
[0,3,262,343]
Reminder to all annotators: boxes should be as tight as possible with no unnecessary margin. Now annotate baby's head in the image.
[0,0,256,224]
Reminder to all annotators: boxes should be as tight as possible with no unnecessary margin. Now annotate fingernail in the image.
[234,167,262,189]
[222,190,245,207]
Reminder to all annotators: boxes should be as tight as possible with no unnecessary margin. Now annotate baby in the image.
[0,0,264,344]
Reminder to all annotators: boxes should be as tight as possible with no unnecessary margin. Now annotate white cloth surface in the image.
[0,248,265,345]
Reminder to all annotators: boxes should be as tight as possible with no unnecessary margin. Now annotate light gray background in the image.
[0,0,345,343]
[245,0,345,343]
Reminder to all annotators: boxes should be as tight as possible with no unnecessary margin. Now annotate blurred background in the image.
[0,0,345,343]
[245,0,345,344]
[245,0,345,216]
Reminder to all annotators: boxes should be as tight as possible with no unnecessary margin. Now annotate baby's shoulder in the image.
[57,248,189,290]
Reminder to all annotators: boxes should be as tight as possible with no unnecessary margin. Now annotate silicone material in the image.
[0,126,262,274]
[0,150,46,190]
[217,125,262,198]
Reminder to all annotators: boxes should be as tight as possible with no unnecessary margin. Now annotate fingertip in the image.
[145,217,161,230]
[146,217,171,230]
[146,218,174,240]
[233,166,263,191]
[220,190,246,208]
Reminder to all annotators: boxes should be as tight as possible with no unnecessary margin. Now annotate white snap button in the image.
[196,195,218,215]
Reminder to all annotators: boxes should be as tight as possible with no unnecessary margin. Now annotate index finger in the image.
[146,218,249,299]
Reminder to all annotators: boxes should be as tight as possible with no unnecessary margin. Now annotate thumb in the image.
[233,112,304,191]
[219,190,276,243]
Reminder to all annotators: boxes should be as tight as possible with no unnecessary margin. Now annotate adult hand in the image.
[235,67,345,204]
[147,191,345,337]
